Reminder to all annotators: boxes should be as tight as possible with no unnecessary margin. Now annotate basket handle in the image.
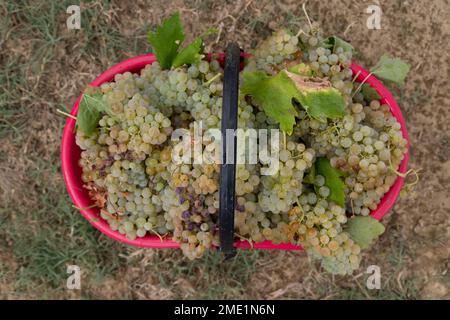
[219,43,240,258]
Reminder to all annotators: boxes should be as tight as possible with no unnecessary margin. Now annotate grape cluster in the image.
[235,26,405,274]
[165,163,221,259]
[295,98,407,217]
[75,23,407,276]
[76,59,224,253]
[293,192,361,275]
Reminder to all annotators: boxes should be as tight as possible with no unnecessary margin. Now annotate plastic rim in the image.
[61,53,409,250]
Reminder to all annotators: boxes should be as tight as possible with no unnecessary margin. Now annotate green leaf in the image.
[333,36,353,52]
[148,13,185,69]
[83,92,111,115]
[241,70,346,133]
[172,37,204,68]
[370,54,410,86]
[76,91,110,136]
[321,36,353,53]
[148,13,205,69]
[241,70,299,134]
[76,94,101,136]
[315,157,345,206]
[285,71,346,122]
[321,39,334,50]
[345,216,385,249]
[241,70,269,88]
[361,83,381,101]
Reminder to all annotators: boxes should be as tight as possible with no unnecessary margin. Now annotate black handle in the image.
[219,43,240,259]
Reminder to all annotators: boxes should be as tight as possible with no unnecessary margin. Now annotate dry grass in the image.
[0,0,449,300]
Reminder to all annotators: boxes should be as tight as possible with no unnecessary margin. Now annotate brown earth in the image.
[0,0,449,299]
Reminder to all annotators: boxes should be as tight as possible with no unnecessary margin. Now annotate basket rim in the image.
[60,53,409,250]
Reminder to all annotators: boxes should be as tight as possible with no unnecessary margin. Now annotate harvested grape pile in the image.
[74,13,409,275]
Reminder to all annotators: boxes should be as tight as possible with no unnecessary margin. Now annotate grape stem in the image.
[351,70,362,84]
[352,62,388,98]
[107,198,124,217]
[351,72,373,98]
[72,204,97,211]
[295,28,308,38]
[302,3,313,33]
[149,228,164,242]
[389,163,421,186]
[56,108,77,120]
[204,73,222,86]
[101,209,121,222]
[294,204,305,223]
[350,198,355,216]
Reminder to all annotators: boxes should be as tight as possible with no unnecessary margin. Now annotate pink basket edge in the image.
[60,54,410,250]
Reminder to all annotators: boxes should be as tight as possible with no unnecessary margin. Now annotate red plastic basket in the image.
[60,53,409,250]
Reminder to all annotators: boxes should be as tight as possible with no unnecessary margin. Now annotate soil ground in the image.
[0,0,449,299]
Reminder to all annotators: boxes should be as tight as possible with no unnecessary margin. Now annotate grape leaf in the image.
[285,71,346,122]
[315,157,345,206]
[241,70,299,134]
[148,13,185,69]
[242,70,346,133]
[83,92,111,115]
[370,54,410,86]
[172,37,203,68]
[361,83,381,101]
[333,36,353,52]
[76,93,107,136]
[345,216,385,249]
[148,13,205,69]
[322,36,353,53]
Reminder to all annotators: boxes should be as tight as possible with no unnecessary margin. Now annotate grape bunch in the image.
[74,13,408,276]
